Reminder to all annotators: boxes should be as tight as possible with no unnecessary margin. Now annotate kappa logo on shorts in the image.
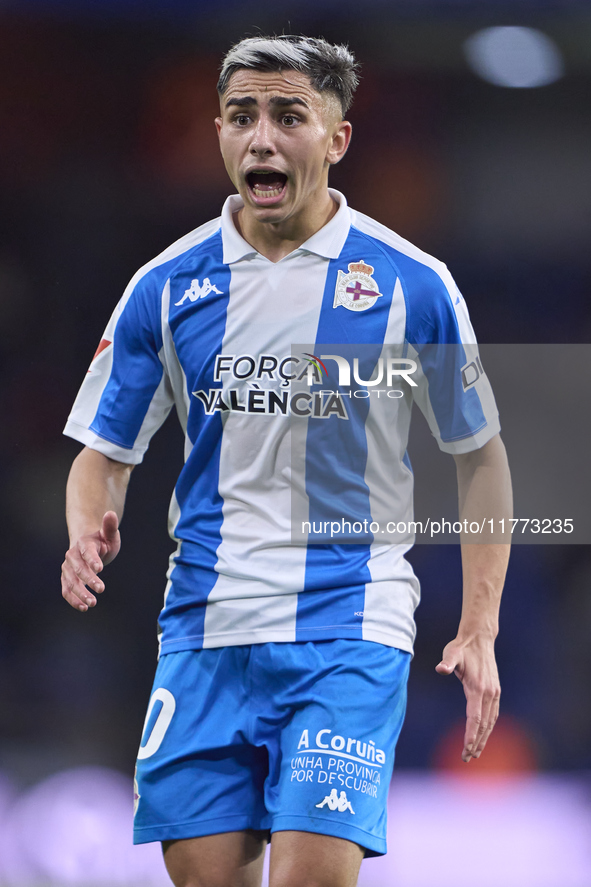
[175,278,223,306]
[316,789,355,814]
[333,260,383,312]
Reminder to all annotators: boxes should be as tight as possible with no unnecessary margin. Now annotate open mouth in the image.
[246,170,288,201]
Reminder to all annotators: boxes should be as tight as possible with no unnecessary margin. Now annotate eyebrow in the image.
[225,95,310,110]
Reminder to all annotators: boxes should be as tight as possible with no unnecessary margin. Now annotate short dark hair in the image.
[217,35,360,117]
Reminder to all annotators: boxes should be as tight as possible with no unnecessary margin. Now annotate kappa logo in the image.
[316,789,355,814]
[333,260,383,312]
[175,278,223,306]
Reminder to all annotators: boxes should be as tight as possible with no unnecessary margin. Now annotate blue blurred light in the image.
[464,26,565,88]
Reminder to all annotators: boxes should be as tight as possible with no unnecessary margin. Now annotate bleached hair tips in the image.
[217,35,360,117]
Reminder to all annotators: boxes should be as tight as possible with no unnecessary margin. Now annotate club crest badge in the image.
[333,260,383,312]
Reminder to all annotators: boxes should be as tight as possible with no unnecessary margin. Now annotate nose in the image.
[249,114,276,157]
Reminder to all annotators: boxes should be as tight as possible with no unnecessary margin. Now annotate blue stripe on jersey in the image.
[415,343,487,441]
[90,281,165,448]
[372,241,487,443]
[157,231,231,650]
[297,229,397,640]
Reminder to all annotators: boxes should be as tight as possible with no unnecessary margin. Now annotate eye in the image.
[282,115,298,126]
[234,114,251,126]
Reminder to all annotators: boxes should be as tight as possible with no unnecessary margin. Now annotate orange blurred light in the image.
[138,57,228,188]
[433,715,539,776]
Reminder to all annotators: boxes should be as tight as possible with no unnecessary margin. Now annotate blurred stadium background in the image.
[1,0,590,883]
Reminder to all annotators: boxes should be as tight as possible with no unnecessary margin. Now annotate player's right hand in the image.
[61,511,121,612]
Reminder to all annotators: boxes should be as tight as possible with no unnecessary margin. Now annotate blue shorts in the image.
[133,639,410,856]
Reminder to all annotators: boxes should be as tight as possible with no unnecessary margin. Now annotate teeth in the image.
[253,186,283,198]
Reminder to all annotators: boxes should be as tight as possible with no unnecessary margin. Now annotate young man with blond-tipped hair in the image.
[62,35,511,887]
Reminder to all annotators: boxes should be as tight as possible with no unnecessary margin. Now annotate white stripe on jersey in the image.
[202,252,331,645]
[160,279,193,462]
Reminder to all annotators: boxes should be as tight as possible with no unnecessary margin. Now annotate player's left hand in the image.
[435,635,500,762]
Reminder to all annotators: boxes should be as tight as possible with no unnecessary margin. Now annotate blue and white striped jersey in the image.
[64,190,499,655]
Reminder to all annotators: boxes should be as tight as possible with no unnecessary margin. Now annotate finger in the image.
[462,692,483,762]
[61,562,97,611]
[472,692,494,757]
[62,558,99,601]
[474,692,500,758]
[102,511,119,544]
[78,539,104,574]
[65,549,105,595]
[435,651,460,676]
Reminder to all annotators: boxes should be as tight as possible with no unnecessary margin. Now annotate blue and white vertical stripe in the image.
[64,190,500,655]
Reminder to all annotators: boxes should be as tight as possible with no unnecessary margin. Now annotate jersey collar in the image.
[221,189,351,264]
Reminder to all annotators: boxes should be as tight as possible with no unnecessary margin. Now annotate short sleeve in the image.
[405,264,500,454]
[63,274,174,464]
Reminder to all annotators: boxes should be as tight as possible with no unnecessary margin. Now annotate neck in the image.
[235,189,337,263]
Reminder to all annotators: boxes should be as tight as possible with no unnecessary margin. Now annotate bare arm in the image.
[61,446,134,612]
[436,433,512,761]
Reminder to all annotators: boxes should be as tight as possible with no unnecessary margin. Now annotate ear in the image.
[326,120,352,166]
[214,117,223,139]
